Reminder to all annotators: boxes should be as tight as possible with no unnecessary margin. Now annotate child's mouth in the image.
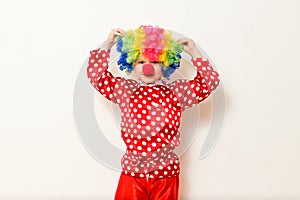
[143,73,155,77]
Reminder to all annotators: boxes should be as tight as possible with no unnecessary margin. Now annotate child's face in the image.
[133,56,163,84]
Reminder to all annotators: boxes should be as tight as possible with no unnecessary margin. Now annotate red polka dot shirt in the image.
[87,48,220,179]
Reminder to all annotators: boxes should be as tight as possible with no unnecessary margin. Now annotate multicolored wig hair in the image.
[116,25,183,79]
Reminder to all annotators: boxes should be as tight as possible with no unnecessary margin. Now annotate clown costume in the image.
[87,25,220,200]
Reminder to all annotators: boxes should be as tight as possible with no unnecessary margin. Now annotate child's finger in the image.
[118,29,127,35]
[177,38,187,43]
[115,32,123,37]
[115,29,126,37]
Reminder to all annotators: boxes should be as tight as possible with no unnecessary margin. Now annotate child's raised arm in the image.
[101,28,126,50]
[87,28,133,104]
[168,38,220,111]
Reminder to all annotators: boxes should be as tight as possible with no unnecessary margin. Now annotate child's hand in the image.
[102,28,126,49]
[177,38,203,58]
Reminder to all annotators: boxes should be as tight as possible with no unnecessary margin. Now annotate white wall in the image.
[1,0,300,199]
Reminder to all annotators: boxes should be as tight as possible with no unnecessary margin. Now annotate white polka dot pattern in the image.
[87,48,220,179]
[167,57,220,111]
[87,49,135,104]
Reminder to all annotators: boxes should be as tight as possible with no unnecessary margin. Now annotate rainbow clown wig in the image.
[117,25,183,79]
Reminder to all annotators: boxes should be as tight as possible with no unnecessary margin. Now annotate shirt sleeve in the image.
[168,57,220,111]
[87,48,127,105]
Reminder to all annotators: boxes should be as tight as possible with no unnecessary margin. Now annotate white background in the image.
[1,0,300,199]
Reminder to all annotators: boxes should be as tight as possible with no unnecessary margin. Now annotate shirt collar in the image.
[138,79,166,86]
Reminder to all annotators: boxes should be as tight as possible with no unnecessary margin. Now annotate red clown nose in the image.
[142,64,154,75]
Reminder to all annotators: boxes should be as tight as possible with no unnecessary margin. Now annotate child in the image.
[87,25,220,200]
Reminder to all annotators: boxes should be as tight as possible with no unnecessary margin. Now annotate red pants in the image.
[114,172,179,200]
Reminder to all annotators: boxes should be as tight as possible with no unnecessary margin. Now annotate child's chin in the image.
[140,76,159,84]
